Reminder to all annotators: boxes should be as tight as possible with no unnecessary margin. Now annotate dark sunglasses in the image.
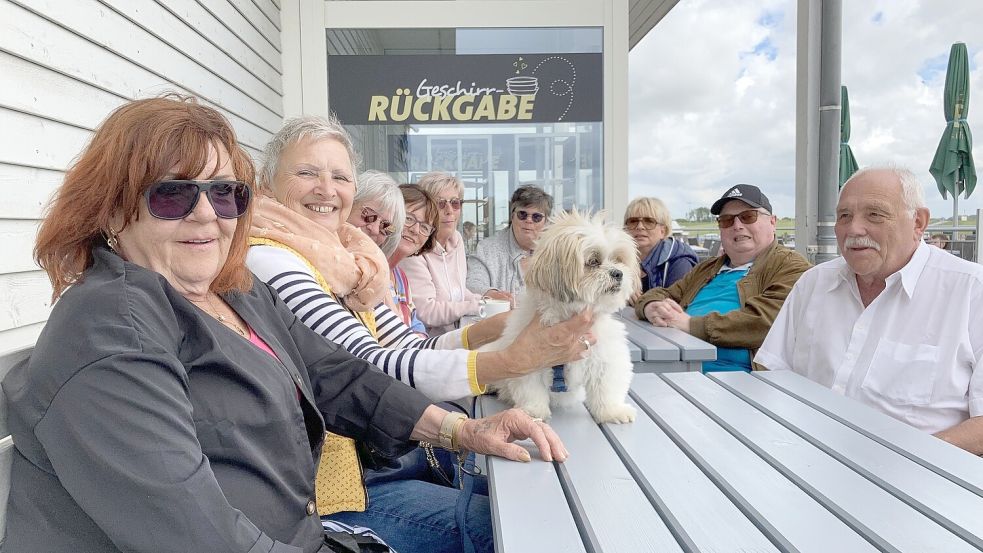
[515,210,546,223]
[437,198,463,211]
[144,180,251,220]
[404,214,435,236]
[717,209,768,229]
[624,216,660,230]
[361,206,394,236]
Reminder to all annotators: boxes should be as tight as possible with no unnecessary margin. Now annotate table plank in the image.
[603,395,779,552]
[620,308,716,362]
[480,396,587,553]
[668,372,977,553]
[626,340,642,363]
[644,326,716,362]
[619,317,679,362]
[631,374,878,552]
[754,370,983,498]
[712,371,983,549]
[545,400,683,553]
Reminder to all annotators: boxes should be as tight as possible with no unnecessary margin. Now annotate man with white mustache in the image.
[637,184,811,372]
[756,167,983,455]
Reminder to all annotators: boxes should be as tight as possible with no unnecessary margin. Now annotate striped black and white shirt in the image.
[247,245,481,400]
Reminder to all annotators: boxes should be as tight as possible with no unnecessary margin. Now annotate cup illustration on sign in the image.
[506,76,539,97]
[478,298,511,318]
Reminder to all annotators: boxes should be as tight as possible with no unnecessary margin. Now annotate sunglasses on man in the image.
[717,209,769,229]
[360,206,394,236]
[515,210,546,223]
[144,180,251,220]
[436,198,464,211]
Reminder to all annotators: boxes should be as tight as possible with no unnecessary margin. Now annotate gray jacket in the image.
[1,246,431,553]
[466,228,528,296]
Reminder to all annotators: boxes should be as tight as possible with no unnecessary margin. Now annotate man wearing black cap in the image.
[634,184,811,372]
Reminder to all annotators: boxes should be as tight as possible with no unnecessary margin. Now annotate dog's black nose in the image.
[609,269,623,281]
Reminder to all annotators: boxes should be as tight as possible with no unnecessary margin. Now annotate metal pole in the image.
[815,0,843,264]
[954,166,961,243]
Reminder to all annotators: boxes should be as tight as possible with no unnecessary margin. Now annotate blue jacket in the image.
[639,237,699,292]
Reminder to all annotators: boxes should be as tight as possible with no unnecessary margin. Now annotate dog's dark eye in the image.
[586,257,601,268]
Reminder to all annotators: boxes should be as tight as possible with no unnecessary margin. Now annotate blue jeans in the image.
[330,477,492,553]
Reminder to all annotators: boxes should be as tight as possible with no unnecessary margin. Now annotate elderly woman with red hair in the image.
[2,95,569,553]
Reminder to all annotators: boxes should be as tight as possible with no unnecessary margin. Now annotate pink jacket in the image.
[399,230,481,335]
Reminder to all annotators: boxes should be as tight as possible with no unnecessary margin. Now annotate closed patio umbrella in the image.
[839,85,859,188]
[929,42,976,223]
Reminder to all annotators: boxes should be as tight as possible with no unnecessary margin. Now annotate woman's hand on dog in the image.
[504,310,596,376]
[466,312,511,349]
[458,409,568,463]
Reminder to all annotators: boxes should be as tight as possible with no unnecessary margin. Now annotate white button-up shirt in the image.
[755,242,983,433]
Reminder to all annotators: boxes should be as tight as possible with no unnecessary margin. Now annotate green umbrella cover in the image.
[839,85,859,189]
[929,42,976,200]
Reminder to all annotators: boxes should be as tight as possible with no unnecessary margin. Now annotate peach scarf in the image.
[249,196,391,311]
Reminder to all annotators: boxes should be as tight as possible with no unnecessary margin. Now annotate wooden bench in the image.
[0,345,32,544]
[481,371,983,552]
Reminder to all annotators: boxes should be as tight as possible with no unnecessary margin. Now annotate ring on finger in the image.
[579,336,591,351]
[530,417,543,423]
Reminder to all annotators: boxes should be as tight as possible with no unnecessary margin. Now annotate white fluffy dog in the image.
[485,210,639,424]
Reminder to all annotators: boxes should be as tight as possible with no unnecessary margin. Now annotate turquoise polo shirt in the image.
[686,264,752,372]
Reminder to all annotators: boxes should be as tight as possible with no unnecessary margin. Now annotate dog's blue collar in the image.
[550,365,567,392]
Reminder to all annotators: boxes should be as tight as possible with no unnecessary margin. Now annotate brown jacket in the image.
[634,240,811,363]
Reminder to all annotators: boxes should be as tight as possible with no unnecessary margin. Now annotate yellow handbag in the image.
[315,432,367,514]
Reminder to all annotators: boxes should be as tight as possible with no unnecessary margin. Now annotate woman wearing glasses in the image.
[466,185,553,299]
[401,172,510,335]
[348,170,405,259]
[245,115,595,553]
[386,184,439,335]
[622,197,698,303]
[3,96,575,553]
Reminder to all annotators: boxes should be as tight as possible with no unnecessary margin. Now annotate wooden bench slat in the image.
[602,394,779,552]
[625,340,642,363]
[480,397,587,553]
[754,370,983,498]
[667,372,976,552]
[545,399,683,552]
[631,374,877,552]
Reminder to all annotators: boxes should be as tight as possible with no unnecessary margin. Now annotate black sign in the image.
[328,53,602,125]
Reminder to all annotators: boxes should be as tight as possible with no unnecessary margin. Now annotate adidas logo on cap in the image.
[726,187,743,198]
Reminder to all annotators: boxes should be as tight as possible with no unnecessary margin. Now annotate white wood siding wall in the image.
[0,0,284,356]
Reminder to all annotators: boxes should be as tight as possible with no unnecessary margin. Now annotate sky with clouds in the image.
[628,0,983,220]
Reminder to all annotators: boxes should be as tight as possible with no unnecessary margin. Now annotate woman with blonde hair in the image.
[624,196,698,301]
[400,172,510,335]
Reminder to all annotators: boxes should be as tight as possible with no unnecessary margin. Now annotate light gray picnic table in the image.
[618,307,716,372]
[478,371,983,553]
[461,310,716,373]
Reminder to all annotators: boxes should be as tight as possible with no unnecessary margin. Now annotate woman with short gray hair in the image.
[466,185,553,298]
[348,170,405,256]
[246,118,597,552]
